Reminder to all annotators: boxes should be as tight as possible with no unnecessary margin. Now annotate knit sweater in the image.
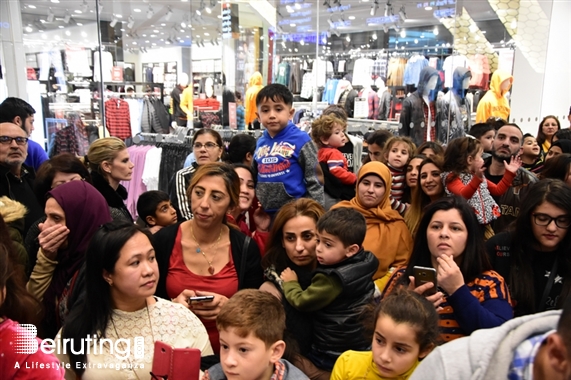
[388,164,407,215]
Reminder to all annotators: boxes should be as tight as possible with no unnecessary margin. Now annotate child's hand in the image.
[504,155,522,173]
[280,268,298,282]
[254,207,271,232]
[474,164,487,179]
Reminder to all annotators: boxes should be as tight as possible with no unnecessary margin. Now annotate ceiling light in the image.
[295,2,301,9]
[28,4,36,8]
[81,31,87,37]
[196,9,201,15]
[76,22,83,26]
[147,5,154,19]
[510,19,517,29]
[433,26,439,35]
[127,15,135,29]
[51,0,60,3]
[63,9,71,23]
[370,1,379,16]
[47,8,55,23]
[425,6,432,10]
[300,39,305,45]
[383,24,389,33]
[165,7,173,21]
[400,29,406,38]
[205,5,212,13]
[65,30,71,36]
[74,10,82,14]
[110,15,118,27]
[348,16,355,20]
[134,8,141,12]
[290,23,296,27]
[132,41,138,45]
[25,26,33,32]
[372,33,377,40]
[399,6,406,21]
[345,35,350,42]
[58,25,64,29]
[204,32,210,36]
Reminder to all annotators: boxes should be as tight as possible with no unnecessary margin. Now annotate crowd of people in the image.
[1,90,571,380]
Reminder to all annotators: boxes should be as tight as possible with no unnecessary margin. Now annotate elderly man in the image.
[0,122,43,236]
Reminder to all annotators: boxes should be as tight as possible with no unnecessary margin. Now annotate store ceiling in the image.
[19,0,508,51]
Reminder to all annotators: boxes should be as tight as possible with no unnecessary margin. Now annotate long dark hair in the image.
[226,134,256,164]
[0,215,42,325]
[62,222,152,377]
[402,196,491,285]
[509,179,571,316]
[536,115,561,148]
[540,153,571,181]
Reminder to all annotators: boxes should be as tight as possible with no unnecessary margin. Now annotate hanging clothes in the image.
[141,98,162,133]
[158,143,193,194]
[275,61,290,86]
[376,79,392,121]
[386,57,407,87]
[142,146,163,191]
[104,98,132,140]
[93,51,113,82]
[437,67,472,144]
[125,98,144,137]
[403,55,429,87]
[152,98,171,133]
[299,72,315,100]
[245,72,264,126]
[468,54,490,90]
[352,58,374,87]
[443,54,469,88]
[289,61,302,94]
[322,79,340,105]
[120,145,154,219]
[371,58,388,81]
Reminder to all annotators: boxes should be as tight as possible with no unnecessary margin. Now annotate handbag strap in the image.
[239,236,251,288]
[538,257,559,312]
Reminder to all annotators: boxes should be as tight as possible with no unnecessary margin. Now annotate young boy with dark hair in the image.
[203,289,308,380]
[136,190,177,234]
[469,122,496,156]
[280,207,378,373]
[520,133,543,173]
[253,84,324,213]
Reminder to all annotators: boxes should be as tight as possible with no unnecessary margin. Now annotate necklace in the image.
[110,299,155,380]
[190,224,223,275]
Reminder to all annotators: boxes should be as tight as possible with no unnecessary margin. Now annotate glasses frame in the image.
[532,213,571,229]
[0,136,29,145]
[193,142,219,150]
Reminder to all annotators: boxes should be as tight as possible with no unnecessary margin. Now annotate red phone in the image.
[151,341,201,380]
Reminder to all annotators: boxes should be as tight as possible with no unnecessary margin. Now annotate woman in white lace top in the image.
[55,221,213,380]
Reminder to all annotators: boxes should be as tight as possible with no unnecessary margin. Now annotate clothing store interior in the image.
[1,0,571,378]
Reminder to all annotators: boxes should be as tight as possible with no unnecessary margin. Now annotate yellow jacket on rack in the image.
[245,72,264,126]
[180,86,194,122]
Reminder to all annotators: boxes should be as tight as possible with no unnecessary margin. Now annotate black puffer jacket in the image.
[312,249,378,353]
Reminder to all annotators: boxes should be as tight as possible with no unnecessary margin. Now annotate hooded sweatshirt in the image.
[437,67,472,144]
[409,310,560,380]
[245,72,264,125]
[0,196,28,267]
[400,66,440,146]
[475,69,513,123]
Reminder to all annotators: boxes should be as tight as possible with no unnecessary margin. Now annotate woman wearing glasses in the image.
[171,129,225,221]
[486,179,571,317]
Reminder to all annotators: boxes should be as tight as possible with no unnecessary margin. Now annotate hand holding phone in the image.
[413,266,438,296]
[187,296,215,303]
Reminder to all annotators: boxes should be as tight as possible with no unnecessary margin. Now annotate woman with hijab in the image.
[332,161,413,290]
[27,180,112,337]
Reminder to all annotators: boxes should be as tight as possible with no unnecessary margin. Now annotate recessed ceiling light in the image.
[290,23,296,27]
[134,8,141,13]
[81,32,87,37]
[76,22,83,26]
[348,16,355,20]
[28,4,36,8]
[65,30,71,36]
[121,28,125,31]
[151,34,156,37]
[51,0,60,3]
[145,40,149,43]
[58,25,64,28]
[74,10,82,14]
[25,26,33,32]
[133,41,137,45]
[425,6,432,10]
[152,43,156,46]
[153,30,159,33]
[204,32,210,36]
[161,23,165,26]
[142,34,147,37]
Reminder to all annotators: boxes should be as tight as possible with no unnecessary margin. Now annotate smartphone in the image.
[152,341,201,380]
[187,296,214,303]
[413,266,438,296]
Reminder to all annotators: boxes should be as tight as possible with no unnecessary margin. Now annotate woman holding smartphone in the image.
[383,196,513,343]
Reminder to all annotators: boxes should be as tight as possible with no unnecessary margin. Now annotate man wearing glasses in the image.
[0,122,43,236]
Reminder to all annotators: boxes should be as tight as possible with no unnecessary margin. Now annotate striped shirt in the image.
[388,164,407,214]
[383,267,513,343]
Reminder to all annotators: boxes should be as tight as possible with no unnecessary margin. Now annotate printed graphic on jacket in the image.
[256,142,296,177]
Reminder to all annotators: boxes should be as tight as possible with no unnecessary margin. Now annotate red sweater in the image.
[318,147,357,185]
[446,170,516,199]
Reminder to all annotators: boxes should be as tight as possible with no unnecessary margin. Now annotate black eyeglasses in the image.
[0,136,29,145]
[193,142,219,150]
[532,213,571,229]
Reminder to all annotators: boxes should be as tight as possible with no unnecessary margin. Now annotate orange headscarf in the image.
[332,161,413,280]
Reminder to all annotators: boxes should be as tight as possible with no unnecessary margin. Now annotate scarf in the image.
[42,181,112,336]
[332,161,413,279]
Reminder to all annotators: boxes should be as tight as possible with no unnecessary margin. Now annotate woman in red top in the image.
[153,162,263,353]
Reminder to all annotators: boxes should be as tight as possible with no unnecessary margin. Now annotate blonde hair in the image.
[311,114,347,148]
[86,137,127,176]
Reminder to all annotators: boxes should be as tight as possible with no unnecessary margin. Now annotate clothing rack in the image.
[346,118,400,135]
[133,132,186,144]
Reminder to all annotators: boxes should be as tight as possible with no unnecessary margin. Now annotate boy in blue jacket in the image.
[254,84,324,213]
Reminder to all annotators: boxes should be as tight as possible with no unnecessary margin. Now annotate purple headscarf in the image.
[42,180,112,333]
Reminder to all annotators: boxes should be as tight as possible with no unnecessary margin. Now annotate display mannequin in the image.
[437,67,472,144]
[179,74,194,126]
[245,71,263,129]
[400,66,440,146]
[475,69,513,123]
[171,73,189,127]
[359,81,380,120]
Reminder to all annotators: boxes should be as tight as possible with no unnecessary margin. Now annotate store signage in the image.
[222,3,239,39]
[366,15,400,25]
[111,67,123,82]
[417,0,455,8]
[433,7,455,18]
[289,10,312,18]
[278,17,311,26]
[280,32,329,45]
[327,4,351,13]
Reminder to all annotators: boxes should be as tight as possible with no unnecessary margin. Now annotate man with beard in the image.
[0,122,43,237]
[484,123,537,233]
